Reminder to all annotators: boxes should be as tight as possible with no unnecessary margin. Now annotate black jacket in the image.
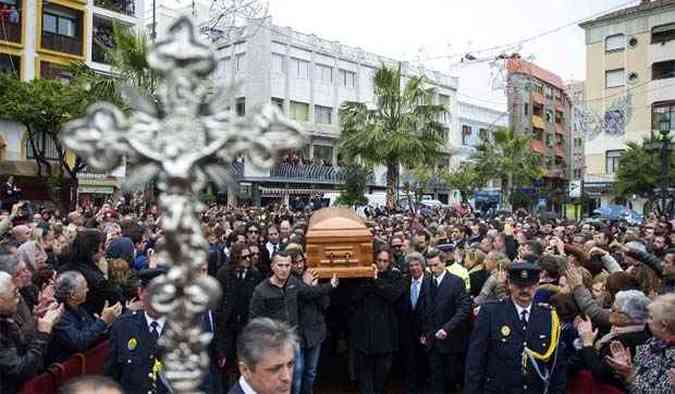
[0,317,50,394]
[296,274,332,349]
[627,249,674,293]
[214,266,263,357]
[579,328,651,389]
[46,305,108,364]
[397,275,428,351]
[421,272,471,354]
[349,268,404,355]
[249,275,329,328]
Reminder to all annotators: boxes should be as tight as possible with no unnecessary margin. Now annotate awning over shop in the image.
[78,185,115,194]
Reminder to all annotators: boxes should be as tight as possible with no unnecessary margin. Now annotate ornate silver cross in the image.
[63,16,304,393]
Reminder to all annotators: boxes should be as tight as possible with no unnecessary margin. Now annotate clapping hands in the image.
[606,340,634,380]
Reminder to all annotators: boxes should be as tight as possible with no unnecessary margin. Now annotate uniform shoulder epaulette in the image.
[536,302,552,309]
[484,298,507,305]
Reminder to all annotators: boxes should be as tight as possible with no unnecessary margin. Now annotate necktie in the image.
[411,280,420,309]
[273,244,278,255]
[150,321,160,340]
[520,310,528,329]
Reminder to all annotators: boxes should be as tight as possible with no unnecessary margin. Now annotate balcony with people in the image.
[0,0,22,44]
[93,0,136,17]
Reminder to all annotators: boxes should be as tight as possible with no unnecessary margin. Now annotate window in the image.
[235,97,245,116]
[555,111,563,124]
[271,97,284,111]
[315,105,332,124]
[462,125,471,145]
[313,145,333,164]
[544,85,553,99]
[26,131,59,160]
[545,134,553,146]
[524,103,529,116]
[652,60,675,80]
[605,69,624,88]
[479,128,488,141]
[272,53,284,74]
[0,54,20,77]
[605,34,625,52]
[439,94,450,123]
[534,83,544,95]
[234,54,245,73]
[653,101,675,132]
[606,150,624,175]
[43,7,79,38]
[292,58,309,79]
[290,101,309,122]
[652,23,675,44]
[316,64,332,84]
[339,69,355,88]
[440,127,449,143]
[545,110,554,123]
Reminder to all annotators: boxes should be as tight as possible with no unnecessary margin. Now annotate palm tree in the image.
[472,127,542,209]
[107,23,156,95]
[338,64,446,208]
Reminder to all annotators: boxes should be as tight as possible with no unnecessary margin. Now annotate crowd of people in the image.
[0,193,674,394]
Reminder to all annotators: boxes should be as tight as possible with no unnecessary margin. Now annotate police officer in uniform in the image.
[464,262,566,394]
[105,268,171,394]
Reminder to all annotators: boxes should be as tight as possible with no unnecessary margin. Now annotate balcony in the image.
[92,17,114,64]
[94,0,136,16]
[42,31,83,56]
[0,3,21,44]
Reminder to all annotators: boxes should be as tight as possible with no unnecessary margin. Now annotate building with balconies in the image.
[0,0,144,201]
[506,56,573,212]
[212,19,459,206]
[579,0,675,212]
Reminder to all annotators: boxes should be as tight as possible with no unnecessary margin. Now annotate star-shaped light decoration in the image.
[62,16,305,393]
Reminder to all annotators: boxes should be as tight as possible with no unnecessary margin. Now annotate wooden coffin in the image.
[305,207,374,279]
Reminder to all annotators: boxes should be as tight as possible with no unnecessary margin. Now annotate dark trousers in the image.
[429,348,458,394]
[354,350,392,394]
[402,340,428,394]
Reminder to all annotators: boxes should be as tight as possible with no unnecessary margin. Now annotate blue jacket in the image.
[47,305,108,364]
[464,299,567,394]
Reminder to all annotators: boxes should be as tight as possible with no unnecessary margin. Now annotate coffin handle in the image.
[327,252,336,264]
[345,252,352,263]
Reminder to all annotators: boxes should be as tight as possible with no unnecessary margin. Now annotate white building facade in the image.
[212,20,459,205]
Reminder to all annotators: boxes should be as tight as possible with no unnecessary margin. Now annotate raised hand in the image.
[330,273,339,288]
[575,316,598,347]
[37,303,64,334]
[606,340,633,380]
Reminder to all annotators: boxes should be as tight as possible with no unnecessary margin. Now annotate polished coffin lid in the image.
[306,207,374,278]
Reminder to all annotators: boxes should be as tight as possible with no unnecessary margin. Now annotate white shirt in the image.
[239,376,258,394]
[145,312,167,336]
[514,303,532,323]
[411,274,424,288]
[266,241,279,257]
[433,271,446,287]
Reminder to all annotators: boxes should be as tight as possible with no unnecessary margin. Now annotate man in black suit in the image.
[421,248,471,394]
[229,317,297,394]
[105,268,171,394]
[397,252,430,394]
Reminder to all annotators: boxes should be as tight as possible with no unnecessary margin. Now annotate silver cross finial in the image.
[62,16,305,393]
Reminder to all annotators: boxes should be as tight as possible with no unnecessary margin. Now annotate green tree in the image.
[334,162,370,207]
[472,127,543,208]
[338,63,446,209]
[107,22,156,95]
[615,136,675,215]
[440,163,486,203]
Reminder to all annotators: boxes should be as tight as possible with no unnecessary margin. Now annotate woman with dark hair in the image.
[58,229,121,315]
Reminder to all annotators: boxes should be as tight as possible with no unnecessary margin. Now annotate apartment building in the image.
[212,19,459,206]
[579,0,675,211]
[0,0,144,201]
[506,57,573,212]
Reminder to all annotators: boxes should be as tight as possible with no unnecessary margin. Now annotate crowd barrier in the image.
[567,370,625,394]
[19,340,110,394]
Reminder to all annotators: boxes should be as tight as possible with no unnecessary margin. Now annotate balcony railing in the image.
[271,163,346,182]
[92,19,114,64]
[0,13,21,43]
[42,31,82,56]
[94,0,135,16]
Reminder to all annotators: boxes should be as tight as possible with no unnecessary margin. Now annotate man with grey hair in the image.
[0,271,63,394]
[230,317,298,394]
[397,251,429,394]
[0,254,36,337]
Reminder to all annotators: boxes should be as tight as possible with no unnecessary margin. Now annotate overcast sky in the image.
[265,0,637,110]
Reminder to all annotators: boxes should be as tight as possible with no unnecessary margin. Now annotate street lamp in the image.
[648,118,673,218]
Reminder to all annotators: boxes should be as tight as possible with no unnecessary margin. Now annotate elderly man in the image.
[0,271,63,394]
[230,318,298,394]
[0,254,38,337]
